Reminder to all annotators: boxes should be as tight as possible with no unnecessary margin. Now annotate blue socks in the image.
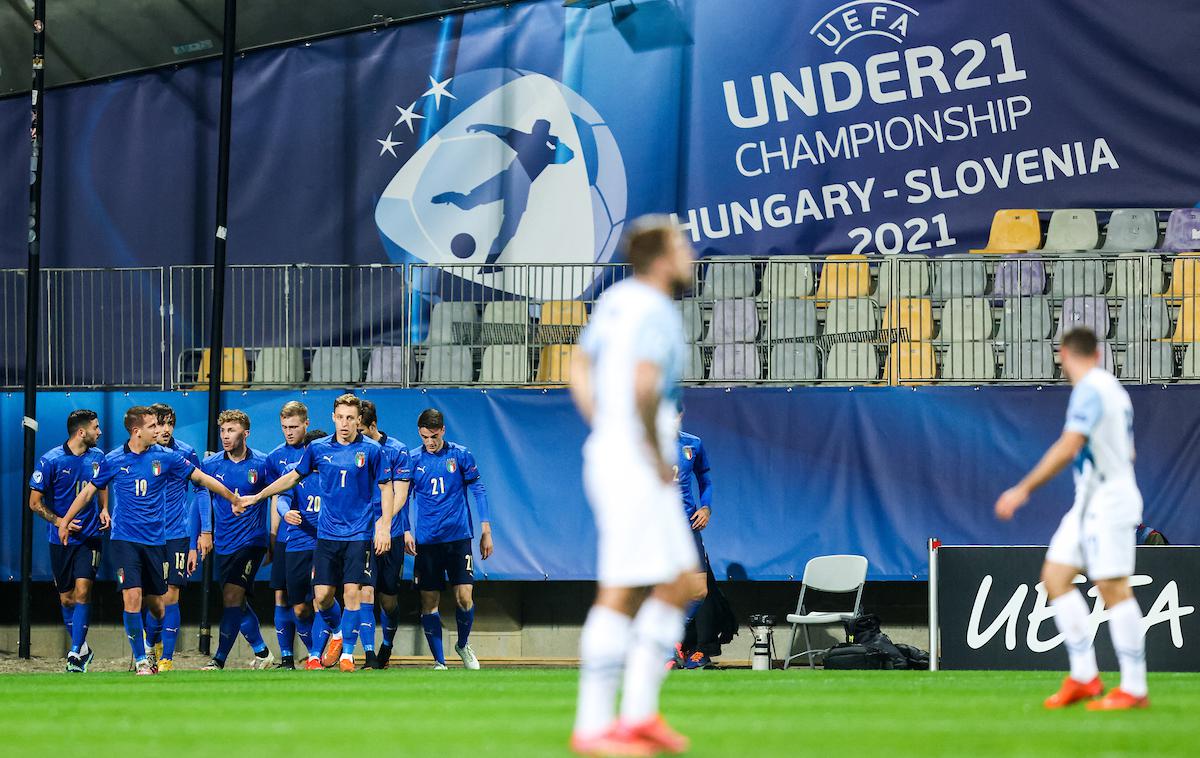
[124,611,147,662]
[314,600,341,655]
[343,607,361,656]
[359,603,376,653]
[144,609,162,647]
[70,603,89,654]
[684,599,703,626]
[161,603,181,660]
[382,605,401,646]
[61,605,74,638]
[455,606,474,649]
[422,612,445,664]
[274,605,295,658]
[296,612,315,657]
[240,604,268,655]
[216,606,245,663]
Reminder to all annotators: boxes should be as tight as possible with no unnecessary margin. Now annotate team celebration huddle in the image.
[30,396,495,675]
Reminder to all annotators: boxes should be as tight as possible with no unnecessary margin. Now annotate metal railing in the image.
[1,254,1198,391]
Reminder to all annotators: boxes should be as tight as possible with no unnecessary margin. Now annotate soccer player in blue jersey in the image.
[244,394,394,672]
[58,406,240,675]
[402,408,492,671]
[673,421,715,670]
[358,399,412,669]
[144,403,201,672]
[198,410,276,670]
[29,409,109,673]
[263,401,312,669]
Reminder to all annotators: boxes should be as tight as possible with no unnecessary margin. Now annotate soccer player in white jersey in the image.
[568,216,699,756]
[995,327,1149,710]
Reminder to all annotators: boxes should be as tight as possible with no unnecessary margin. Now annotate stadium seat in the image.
[768,299,818,341]
[540,300,588,326]
[1050,259,1107,297]
[1170,297,1200,343]
[783,554,868,670]
[424,301,478,345]
[1150,208,1200,253]
[825,343,879,382]
[1123,342,1175,381]
[678,299,704,343]
[881,298,934,342]
[710,298,759,343]
[684,345,706,381]
[479,345,529,383]
[883,342,936,384]
[710,343,761,381]
[1055,296,1111,339]
[762,257,815,299]
[824,298,879,336]
[251,347,304,385]
[999,297,1053,341]
[970,209,1041,254]
[1041,209,1099,252]
[1108,257,1165,297]
[309,347,362,384]
[1181,344,1200,379]
[769,344,820,381]
[1115,297,1171,343]
[481,301,529,344]
[993,255,1047,298]
[1099,342,1117,374]
[535,345,576,383]
[364,346,410,384]
[940,298,993,342]
[943,342,996,381]
[812,255,871,300]
[1162,252,1200,300]
[930,256,988,298]
[194,347,248,389]
[875,254,930,300]
[1101,209,1160,252]
[1002,341,1055,380]
[702,260,757,299]
[422,346,474,384]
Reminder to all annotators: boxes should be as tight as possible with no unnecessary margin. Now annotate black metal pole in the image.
[18,0,48,661]
[199,0,238,656]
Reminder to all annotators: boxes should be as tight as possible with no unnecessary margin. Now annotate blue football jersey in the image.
[404,441,488,545]
[291,434,388,541]
[162,438,202,541]
[200,448,272,554]
[93,444,196,545]
[30,443,106,544]
[265,441,309,544]
[372,432,412,538]
[675,431,712,519]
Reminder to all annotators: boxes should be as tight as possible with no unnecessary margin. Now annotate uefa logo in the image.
[374,68,627,300]
[809,1,919,54]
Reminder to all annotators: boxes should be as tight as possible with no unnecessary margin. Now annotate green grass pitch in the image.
[0,669,1194,756]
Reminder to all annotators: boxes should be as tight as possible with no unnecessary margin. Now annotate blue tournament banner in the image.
[2,0,1200,276]
[3,386,1198,583]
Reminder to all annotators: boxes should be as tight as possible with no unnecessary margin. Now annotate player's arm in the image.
[568,349,595,424]
[245,468,302,507]
[195,486,214,557]
[995,431,1087,521]
[29,489,60,527]
[56,482,99,545]
[96,486,111,530]
[374,481,394,556]
[691,441,713,530]
[189,468,239,504]
[278,491,302,526]
[634,359,672,484]
[464,469,493,560]
[466,123,509,137]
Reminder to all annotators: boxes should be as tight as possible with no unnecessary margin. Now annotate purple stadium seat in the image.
[993,255,1046,298]
[1055,296,1111,339]
[710,343,761,381]
[710,298,759,343]
[1150,209,1200,253]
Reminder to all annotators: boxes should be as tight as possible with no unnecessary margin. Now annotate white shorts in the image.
[583,454,700,588]
[1045,482,1142,581]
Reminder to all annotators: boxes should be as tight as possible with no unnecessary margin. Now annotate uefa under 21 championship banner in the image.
[3,0,1200,286]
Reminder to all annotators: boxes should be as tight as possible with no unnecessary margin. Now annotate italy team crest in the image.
[355,452,366,468]
[117,568,125,584]
[91,462,100,477]
[683,446,693,461]
[248,469,258,485]
[446,458,457,473]
[151,460,162,476]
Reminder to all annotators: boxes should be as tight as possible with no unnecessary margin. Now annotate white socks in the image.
[620,598,685,724]
[574,605,632,738]
[1051,590,1098,683]
[1107,598,1148,697]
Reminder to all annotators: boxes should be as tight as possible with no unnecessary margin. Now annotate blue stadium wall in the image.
[4,386,1198,583]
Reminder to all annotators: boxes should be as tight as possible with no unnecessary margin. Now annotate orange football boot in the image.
[1087,688,1149,711]
[1044,676,1103,709]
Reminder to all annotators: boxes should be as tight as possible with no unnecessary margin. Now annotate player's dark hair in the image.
[149,402,176,426]
[418,408,444,430]
[67,409,98,437]
[304,429,327,444]
[333,393,361,414]
[1061,328,1099,357]
[360,399,378,428]
[622,215,679,275]
[124,406,155,433]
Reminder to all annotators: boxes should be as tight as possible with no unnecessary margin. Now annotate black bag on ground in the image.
[839,613,908,669]
[822,643,890,670]
[706,563,739,646]
[896,643,931,670]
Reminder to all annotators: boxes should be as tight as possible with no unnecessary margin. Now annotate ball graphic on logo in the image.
[375,68,627,300]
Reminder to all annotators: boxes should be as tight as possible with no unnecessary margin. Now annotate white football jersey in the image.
[1064,367,1138,493]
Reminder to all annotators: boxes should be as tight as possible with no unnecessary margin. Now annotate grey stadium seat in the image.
[825,343,878,381]
[422,346,474,383]
[1050,259,1107,297]
[309,347,362,384]
[703,261,757,299]
[252,347,304,384]
[710,298,759,343]
[481,301,529,344]
[943,342,996,381]
[1042,209,1099,252]
[1181,344,1200,379]
[876,254,930,300]
[931,256,988,298]
[479,345,529,383]
[763,257,815,299]
[940,298,992,342]
[1101,209,1160,252]
[1107,257,1166,297]
[1123,342,1175,381]
[769,299,818,341]
[678,299,704,343]
[1115,297,1171,342]
[1002,341,1055,380]
[710,344,761,381]
[364,346,410,384]
[999,297,1053,341]
[769,344,820,381]
[425,301,478,345]
[824,298,879,336]
[684,345,706,381]
[1056,296,1110,339]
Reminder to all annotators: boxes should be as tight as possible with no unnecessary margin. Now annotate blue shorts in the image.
[376,540,407,596]
[111,539,169,596]
[49,537,103,593]
[285,548,315,603]
[165,536,191,588]
[270,541,288,592]
[217,545,267,591]
[414,538,473,592]
[692,530,710,573]
[313,539,375,588]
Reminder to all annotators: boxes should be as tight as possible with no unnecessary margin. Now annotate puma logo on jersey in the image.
[119,467,131,474]
[214,474,225,481]
[322,455,334,462]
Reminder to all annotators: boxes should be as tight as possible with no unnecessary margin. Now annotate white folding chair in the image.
[783,554,869,669]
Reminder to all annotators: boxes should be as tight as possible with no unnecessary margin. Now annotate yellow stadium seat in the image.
[883,342,937,385]
[881,298,934,342]
[1170,297,1200,343]
[536,345,576,383]
[193,347,248,389]
[970,209,1041,254]
[811,254,871,300]
[540,300,588,325]
[1162,253,1200,301]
